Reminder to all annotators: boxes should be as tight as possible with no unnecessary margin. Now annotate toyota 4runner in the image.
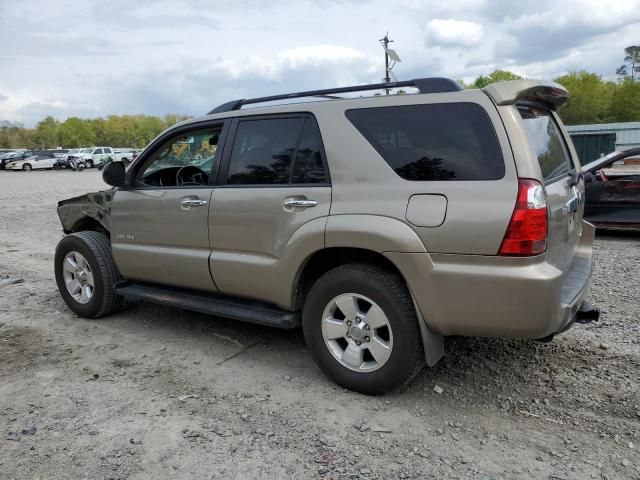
[55,78,597,394]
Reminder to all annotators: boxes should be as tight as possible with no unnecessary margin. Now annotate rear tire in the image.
[22,163,32,171]
[55,231,125,318]
[302,263,425,394]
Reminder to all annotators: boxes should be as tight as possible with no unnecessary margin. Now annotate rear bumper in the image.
[385,221,595,339]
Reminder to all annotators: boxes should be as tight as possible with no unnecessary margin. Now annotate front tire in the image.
[55,231,124,318]
[303,263,425,394]
[85,159,93,168]
[22,163,32,171]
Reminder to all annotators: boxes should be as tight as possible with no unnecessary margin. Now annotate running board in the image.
[115,282,300,329]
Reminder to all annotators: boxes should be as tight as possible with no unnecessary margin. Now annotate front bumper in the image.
[385,221,595,339]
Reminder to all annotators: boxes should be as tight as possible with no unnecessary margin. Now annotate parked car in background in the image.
[582,147,640,230]
[0,151,20,169]
[53,149,84,170]
[114,148,136,164]
[1,150,40,169]
[70,147,115,168]
[5,151,58,171]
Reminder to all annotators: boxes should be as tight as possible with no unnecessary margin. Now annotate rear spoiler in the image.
[483,80,569,110]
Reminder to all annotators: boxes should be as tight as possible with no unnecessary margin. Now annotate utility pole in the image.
[379,32,393,95]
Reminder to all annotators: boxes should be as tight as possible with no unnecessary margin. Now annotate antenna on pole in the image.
[379,32,401,95]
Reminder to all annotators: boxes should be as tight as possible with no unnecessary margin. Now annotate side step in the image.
[115,282,301,329]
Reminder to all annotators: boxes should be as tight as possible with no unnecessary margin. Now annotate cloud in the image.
[99,45,380,117]
[424,19,485,47]
[13,100,100,128]
[1,0,640,126]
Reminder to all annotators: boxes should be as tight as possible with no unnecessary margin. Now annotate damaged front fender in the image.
[57,189,113,234]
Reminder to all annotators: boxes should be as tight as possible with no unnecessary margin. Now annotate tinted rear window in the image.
[345,103,504,181]
[518,106,573,182]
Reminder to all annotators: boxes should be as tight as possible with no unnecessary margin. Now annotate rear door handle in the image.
[283,199,318,209]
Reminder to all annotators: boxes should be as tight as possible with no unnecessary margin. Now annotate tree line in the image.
[0,114,191,150]
[2,46,639,149]
[463,46,640,125]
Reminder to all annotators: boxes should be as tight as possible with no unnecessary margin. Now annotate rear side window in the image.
[226,116,328,185]
[345,103,504,181]
[518,106,573,182]
[291,118,327,184]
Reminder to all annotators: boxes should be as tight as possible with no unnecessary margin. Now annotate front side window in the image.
[226,116,328,185]
[518,106,573,182]
[135,128,222,187]
[345,103,504,181]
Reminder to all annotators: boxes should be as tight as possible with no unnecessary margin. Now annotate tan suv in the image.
[54,78,597,394]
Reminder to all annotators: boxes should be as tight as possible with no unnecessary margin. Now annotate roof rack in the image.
[207,77,462,114]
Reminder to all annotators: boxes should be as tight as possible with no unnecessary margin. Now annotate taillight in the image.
[499,178,548,256]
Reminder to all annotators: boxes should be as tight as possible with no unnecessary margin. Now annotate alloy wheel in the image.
[321,293,394,372]
[62,251,95,304]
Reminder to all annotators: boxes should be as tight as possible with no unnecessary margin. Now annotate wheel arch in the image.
[293,246,444,367]
[69,217,109,236]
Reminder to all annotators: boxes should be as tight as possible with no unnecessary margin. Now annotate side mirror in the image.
[102,161,126,187]
[583,172,595,184]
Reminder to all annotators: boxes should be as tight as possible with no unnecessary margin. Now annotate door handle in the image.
[283,198,318,209]
[181,198,208,208]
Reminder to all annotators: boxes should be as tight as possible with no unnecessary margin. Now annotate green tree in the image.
[0,121,28,148]
[610,79,640,122]
[616,46,640,81]
[472,69,522,88]
[59,117,96,147]
[553,71,614,125]
[34,116,60,148]
[0,114,194,149]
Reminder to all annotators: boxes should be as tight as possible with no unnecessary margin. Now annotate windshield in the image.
[519,106,574,182]
[79,148,93,153]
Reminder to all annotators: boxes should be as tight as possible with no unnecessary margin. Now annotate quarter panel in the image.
[325,215,427,253]
[314,90,518,255]
[386,251,564,338]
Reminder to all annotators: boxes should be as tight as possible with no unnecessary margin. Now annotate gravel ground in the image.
[0,170,639,480]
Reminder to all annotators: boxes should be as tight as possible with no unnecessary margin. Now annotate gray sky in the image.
[1,0,639,126]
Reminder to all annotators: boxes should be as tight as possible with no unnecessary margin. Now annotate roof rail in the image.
[207,77,462,114]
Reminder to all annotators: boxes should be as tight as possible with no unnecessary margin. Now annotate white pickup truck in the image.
[71,147,116,168]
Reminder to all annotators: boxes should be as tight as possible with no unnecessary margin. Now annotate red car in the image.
[582,147,640,230]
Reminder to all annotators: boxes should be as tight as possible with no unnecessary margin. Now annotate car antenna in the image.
[379,32,402,95]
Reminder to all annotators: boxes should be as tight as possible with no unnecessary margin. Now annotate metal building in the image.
[567,122,640,165]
